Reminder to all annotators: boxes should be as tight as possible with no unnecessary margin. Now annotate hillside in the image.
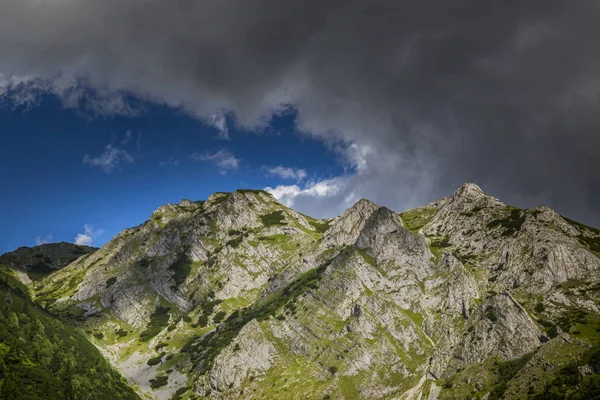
[0,264,138,400]
[4,184,600,399]
[0,242,97,281]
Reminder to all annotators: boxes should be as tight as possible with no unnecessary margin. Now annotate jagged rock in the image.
[209,319,276,391]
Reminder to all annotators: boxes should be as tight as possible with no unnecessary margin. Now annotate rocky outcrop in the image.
[209,319,276,391]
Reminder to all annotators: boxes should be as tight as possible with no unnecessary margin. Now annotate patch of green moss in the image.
[260,211,286,227]
[400,207,438,233]
[311,220,332,234]
[400,308,424,326]
[487,207,526,237]
[428,236,451,261]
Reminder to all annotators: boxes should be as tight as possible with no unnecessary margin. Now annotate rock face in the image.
[21,185,600,399]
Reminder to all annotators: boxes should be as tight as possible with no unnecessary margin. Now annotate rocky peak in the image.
[320,197,381,249]
[452,182,485,201]
[355,206,403,249]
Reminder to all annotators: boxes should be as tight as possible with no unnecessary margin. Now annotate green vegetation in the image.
[400,207,438,233]
[149,375,169,389]
[226,236,244,248]
[311,220,332,234]
[485,306,498,322]
[140,306,171,342]
[171,386,192,400]
[488,353,533,399]
[106,276,117,288]
[169,254,192,287]
[460,206,484,217]
[533,344,600,399]
[260,211,286,227]
[213,311,227,324]
[534,302,545,312]
[428,236,451,260]
[237,189,270,195]
[155,342,168,351]
[93,332,104,339]
[563,216,600,235]
[561,215,600,253]
[487,207,526,237]
[147,355,164,366]
[210,192,230,205]
[183,264,327,375]
[357,248,376,267]
[577,235,600,254]
[0,269,138,399]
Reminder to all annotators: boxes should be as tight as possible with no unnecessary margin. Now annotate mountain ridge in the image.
[2,183,600,399]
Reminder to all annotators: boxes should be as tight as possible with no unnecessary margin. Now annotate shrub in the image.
[226,237,243,248]
[147,355,164,366]
[105,277,117,288]
[92,332,104,339]
[198,315,209,328]
[487,207,526,237]
[213,311,227,324]
[149,375,169,389]
[155,342,168,351]
[260,211,286,227]
[485,307,498,322]
[140,306,171,342]
[535,302,545,313]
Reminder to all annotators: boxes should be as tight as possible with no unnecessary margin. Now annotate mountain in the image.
[0,242,97,281]
[5,185,600,399]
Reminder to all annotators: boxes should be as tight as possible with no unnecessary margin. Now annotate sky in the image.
[1,1,600,252]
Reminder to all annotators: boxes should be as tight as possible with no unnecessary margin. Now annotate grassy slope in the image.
[0,266,139,400]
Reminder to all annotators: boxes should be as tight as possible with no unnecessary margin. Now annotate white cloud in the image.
[265,165,307,182]
[0,74,142,116]
[208,113,229,140]
[83,144,134,173]
[35,234,54,245]
[74,224,104,246]
[193,149,240,171]
[264,140,439,219]
[265,179,341,209]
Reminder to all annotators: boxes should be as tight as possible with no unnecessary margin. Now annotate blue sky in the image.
[0,96,344,253]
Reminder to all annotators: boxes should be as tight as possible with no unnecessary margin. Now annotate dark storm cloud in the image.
[1,0,600,223]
